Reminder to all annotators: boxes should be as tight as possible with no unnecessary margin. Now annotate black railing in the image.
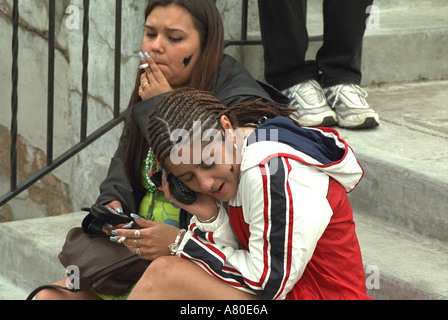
[224,0,323,48]
[1,0,322,208]
[9,0,19,193]
[0,0,126,207]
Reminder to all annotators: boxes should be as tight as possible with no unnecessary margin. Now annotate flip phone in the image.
[82,204,133,225]
[150,171,197,205]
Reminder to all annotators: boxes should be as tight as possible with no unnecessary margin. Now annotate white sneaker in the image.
[283,80,337,127]
[324,84,380,129]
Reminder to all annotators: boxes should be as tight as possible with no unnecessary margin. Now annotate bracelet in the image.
[197,202,222,224]
[198,215,218,224]
[168,229,186,255]
[176,229,186,243]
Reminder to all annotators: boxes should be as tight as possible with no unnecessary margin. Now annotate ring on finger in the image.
[136,248,142,256]
[139,63,149,69]
[141,82,149,88]
[133,239,138,247]
[134,230,141,239]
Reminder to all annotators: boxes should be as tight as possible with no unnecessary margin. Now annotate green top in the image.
[139,161,181,227]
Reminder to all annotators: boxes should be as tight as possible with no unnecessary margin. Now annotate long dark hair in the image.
[124,0,225,193]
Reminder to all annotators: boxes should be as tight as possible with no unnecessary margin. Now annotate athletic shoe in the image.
[283,80,337,127]
[324,84,380,129]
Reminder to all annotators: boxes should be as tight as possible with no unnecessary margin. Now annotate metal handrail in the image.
[0,0,125,207]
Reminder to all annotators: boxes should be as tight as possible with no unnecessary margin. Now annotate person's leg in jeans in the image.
[318,0,380,128]
[258,0,337,127]
[258,0,312,90]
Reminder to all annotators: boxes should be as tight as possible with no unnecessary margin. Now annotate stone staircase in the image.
[341,80,447,299]
[0,0,447,300]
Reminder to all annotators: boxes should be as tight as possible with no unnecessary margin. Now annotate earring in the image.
[225,130,238,149]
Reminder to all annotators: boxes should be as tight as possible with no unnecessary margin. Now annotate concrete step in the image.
[0,275,29,300]
[342,80,448,242]
[343,80,448,299]
[0,203,446,300]
[355,212,447,300]
[0,212,85,299]
[305,0,448,14]
[240,5,447,85]
[0,210,446,300]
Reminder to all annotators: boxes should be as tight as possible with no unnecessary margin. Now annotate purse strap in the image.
[26,284,81,300]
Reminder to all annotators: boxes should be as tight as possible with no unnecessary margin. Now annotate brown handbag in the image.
[26,209,150,300]
[57,227,150,295]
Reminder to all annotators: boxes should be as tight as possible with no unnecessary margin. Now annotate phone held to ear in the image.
[150,171,197,205]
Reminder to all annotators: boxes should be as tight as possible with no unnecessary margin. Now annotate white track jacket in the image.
[177,116,369,300]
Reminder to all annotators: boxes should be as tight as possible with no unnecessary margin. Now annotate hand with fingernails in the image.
[138,51,173,100]
[103,200,180,260]
[109,213,181,260]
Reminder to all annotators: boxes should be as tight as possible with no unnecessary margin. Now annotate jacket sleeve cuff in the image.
[176,206,227,254]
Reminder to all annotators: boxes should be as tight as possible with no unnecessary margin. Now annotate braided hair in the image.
[148,88,295,166]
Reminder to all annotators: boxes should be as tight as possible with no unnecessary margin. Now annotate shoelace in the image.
[328,84,368,109]
[292,80,325,107]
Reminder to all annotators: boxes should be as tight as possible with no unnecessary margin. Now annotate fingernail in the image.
[111,230,118,236]
[116,207,123,213]
[105,224,113,229]
[145,52,150,59]
[130,213,141,220]
[139,51,144,59]
[123,221,134,229]
[110,236,117,242]
[163,177,167,186]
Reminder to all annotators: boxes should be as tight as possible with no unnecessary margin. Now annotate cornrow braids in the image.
[148,88,296,166]
[148,88,225,165]
[219,99,296,128]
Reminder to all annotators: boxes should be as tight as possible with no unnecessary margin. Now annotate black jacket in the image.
[96,55,288,223]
